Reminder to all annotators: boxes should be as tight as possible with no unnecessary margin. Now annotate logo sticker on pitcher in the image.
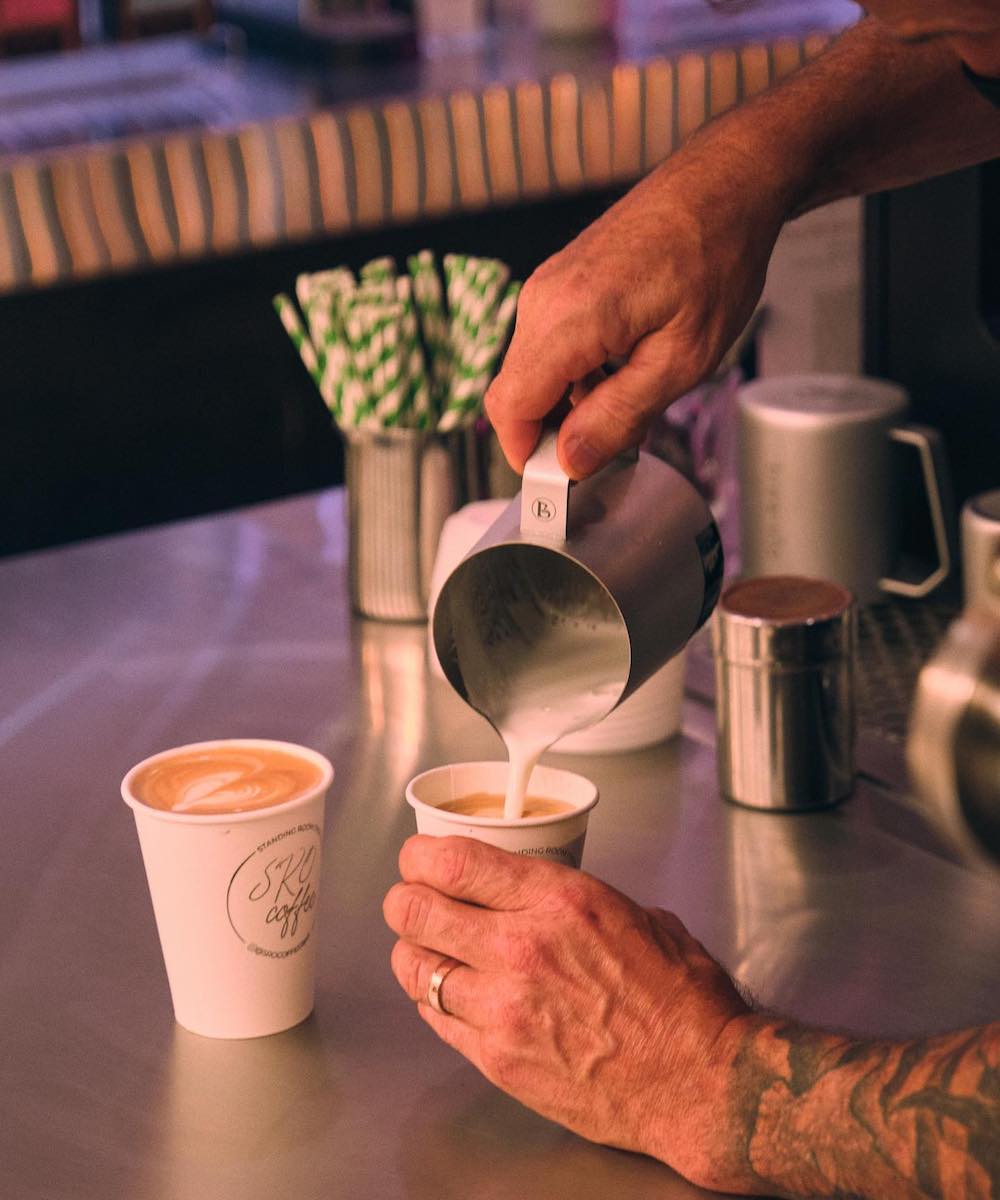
[226,822,322,957]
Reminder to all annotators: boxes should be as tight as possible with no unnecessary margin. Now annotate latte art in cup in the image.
[131,745,326,815]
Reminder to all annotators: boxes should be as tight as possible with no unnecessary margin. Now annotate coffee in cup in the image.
[438,793,572,819]
[122,738,334,1039]
[406,761,598,868]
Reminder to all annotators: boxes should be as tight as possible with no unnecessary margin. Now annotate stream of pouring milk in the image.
[447,545,630,820]
[484,620,627,819]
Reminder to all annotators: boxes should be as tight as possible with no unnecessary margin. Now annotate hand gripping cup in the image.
[122,739,334,1039]
[406,761,598,868]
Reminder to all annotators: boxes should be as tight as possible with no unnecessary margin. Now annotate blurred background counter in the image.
[0,2,859,557]
[0,1,996,560]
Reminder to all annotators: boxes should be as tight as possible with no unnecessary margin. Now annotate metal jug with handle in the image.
[431,432,723,738]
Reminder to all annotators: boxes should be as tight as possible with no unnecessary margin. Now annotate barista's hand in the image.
[383,835,753,1192]
[485,128,788,479]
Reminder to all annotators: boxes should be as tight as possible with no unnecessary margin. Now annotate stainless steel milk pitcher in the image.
[432,432,723,724]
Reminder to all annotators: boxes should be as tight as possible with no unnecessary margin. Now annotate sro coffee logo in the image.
[227,823,322,957]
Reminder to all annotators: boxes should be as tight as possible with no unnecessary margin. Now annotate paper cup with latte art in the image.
[406,761,598,868]
[122,739,333,1039]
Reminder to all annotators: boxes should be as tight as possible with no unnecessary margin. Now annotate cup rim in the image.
[406,760,599,828]
[121,738,334,825]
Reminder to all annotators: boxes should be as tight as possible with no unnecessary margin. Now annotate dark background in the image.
[0,187,626,558]
[2,159,998,560]
[865,159,1000,505]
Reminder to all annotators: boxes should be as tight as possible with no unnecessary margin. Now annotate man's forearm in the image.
[681,17,1000,221]
[721,1015,1000,1199]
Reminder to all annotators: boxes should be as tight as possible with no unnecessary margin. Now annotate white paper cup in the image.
[122,739,334,1040]
[406,761,598,868]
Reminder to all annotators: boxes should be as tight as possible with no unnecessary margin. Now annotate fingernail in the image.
[563,434,603,478]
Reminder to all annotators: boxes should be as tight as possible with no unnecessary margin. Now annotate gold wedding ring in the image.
[426,956,461,1015]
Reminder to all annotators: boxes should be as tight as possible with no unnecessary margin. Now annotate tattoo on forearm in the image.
[730,1019,1000,1199]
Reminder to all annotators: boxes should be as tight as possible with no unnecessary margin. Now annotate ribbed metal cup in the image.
[345,427,490,622]
[712,575,857,810]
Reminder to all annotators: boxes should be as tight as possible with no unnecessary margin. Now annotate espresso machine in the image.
[907,491,1000,866]
[865,163,1000,866]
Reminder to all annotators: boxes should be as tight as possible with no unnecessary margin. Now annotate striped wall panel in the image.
[0,32,833,294]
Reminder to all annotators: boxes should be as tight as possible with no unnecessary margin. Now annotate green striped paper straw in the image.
[442,256,504,412]
[407,250,450,419]
[360,256,397,288]
[439,257,513,430]
[293,275,330,404]
[299,269,356,424]
[285,253,520,436]
[395,275,433,429]
[443,254,510,349]
[437,280,520,432]
[344,298,410,429]
[351,281,418,426]
[273,293,322,390]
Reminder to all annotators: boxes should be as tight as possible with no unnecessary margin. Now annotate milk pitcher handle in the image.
[521,431,571,541]
[879,424,955,598]
[520,431,639,542]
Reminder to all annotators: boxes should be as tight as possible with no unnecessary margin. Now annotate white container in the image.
[550,649,686,754]
[122,739,334,1039]
[406,761,598,868]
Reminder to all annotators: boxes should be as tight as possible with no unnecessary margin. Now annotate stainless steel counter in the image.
[2,489,999,1200]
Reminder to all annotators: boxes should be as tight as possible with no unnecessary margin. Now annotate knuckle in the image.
[382,884,399,925]
[399,886,434,940]
[549,874,610,928]
[594,290,633,354]
[496,986,534,1042]
[517,272,547,314]
[436,837,477,893]
[390,940,423,999]
[503,930,547,976]
[484,376,514,423]
[550,875,592,916]
[598,384,654,443]
[382,882,410,931]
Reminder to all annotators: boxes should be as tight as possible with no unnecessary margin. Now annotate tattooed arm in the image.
[718,1017,1000,1199]
[384,836,1000,1200]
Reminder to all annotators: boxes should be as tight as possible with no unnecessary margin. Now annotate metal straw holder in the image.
[712,576,857,810]
[345,426,490,622]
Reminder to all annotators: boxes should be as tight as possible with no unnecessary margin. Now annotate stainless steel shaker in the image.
[431,432,723,730]
[713,575,857,810]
